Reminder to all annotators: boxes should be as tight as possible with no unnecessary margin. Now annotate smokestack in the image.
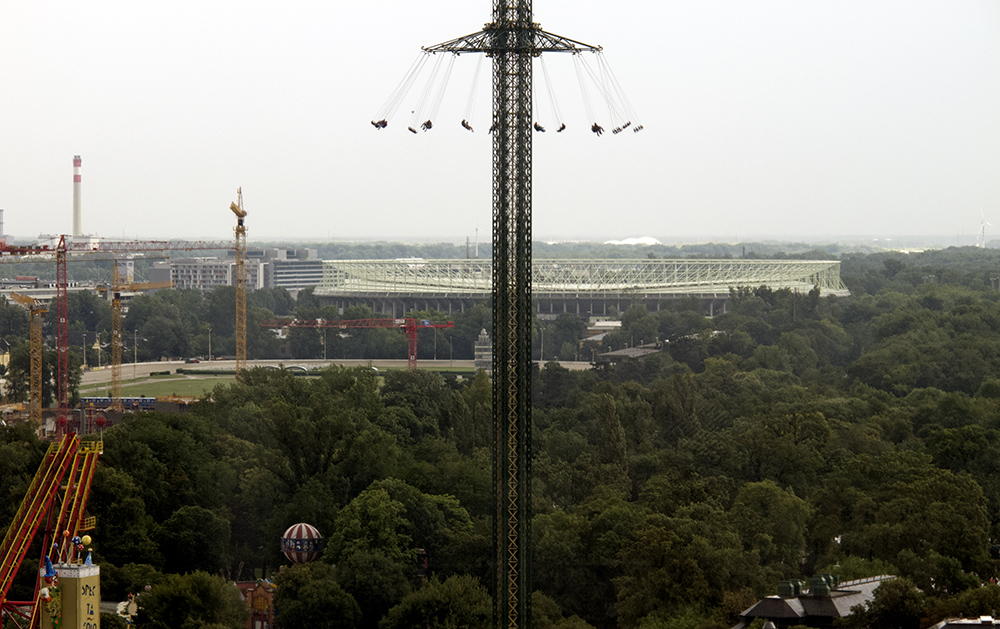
[72,155,82,237]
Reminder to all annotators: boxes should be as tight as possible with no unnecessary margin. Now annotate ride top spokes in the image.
[371,21,642,139]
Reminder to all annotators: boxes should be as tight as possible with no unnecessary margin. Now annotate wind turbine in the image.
[981,209,993,249]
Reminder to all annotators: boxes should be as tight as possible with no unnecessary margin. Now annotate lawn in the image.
[78,364,476,399]
[81,375,236,398]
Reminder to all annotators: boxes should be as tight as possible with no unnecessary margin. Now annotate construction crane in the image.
[260,317,454,368]
[96,261,173,411]
[9,292,47,430]
[0,237,232,436]
[0,434,101,627]
[230,189,247,371]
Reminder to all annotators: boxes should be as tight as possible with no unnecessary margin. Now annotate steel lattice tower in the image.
[422,4,600,627]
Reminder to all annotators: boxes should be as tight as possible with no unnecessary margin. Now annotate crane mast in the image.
[56,237,69,435]
[111,262,123,411]
[10,293,47,431]
[99,262,173,411]
[230,189,248,372]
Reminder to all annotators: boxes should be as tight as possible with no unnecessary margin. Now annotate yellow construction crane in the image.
[10,292,46,430]
[97,262,172,411]
[230,188,247,371]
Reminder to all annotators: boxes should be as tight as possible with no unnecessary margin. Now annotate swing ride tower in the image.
[421,5,601,628]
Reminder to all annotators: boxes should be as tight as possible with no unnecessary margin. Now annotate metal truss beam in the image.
[422,27,600,55]
[314,258,851,298]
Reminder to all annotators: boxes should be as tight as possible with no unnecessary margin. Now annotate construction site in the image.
[0,170,252,628]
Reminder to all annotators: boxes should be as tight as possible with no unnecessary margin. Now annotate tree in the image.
[532,509,594,618]
[0,423,46,539]
[88,466,160,568]
[595,394,628,469]
[288,326,322,358]
[811,452,991,576]
[380,370,450,441]
[336,550,413,629]
[156,505,231,574]
[839,578,924,629]
[621,304,659,347]
[0,295,29,338]
[273,562,361,629]
[326,486,414,627]
[448,303,491,359]
[532,591,597,629]
[378,575,491,629]
[730,480,809,569]
[614,511,763,627]
[451,369,491,454]
[132,571,248,629]
[926,584,1000,624]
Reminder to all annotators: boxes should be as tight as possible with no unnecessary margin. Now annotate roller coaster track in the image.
[0,435,101,627]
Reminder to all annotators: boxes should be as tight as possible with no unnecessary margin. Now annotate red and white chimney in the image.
[72,155,82,237]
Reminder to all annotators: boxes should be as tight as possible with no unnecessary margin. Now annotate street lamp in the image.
[133,330,138,381]
[208,325,212,361]
[82,333,87,370]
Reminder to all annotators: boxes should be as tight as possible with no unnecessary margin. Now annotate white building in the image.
[149,248,321,292]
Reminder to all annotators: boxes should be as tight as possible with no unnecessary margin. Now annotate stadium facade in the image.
[314,258,850,317]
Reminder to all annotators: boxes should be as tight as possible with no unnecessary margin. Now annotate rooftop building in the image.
[732,574,895,629]
[150,248,321,292]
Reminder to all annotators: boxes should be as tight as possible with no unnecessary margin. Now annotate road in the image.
[80,358,596,388]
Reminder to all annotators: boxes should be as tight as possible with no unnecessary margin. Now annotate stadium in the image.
[314,258,850,317]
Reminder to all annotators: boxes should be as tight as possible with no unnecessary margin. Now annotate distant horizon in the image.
[1,2,996,247]
[8,231,997,251]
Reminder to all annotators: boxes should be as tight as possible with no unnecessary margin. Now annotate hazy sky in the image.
[1,1,997,245]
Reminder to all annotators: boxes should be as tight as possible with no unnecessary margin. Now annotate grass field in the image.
[78,364,478,399]
[80,375,236,398]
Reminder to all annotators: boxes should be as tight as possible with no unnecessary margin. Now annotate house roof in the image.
[737,575,895,626]
[930,618,1000,628]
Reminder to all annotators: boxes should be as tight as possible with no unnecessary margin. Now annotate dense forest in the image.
[7,246,1000,628]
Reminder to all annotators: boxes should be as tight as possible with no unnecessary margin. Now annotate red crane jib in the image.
[260,318,455,369]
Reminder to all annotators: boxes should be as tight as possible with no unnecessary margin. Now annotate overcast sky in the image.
[1,1,997,245]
